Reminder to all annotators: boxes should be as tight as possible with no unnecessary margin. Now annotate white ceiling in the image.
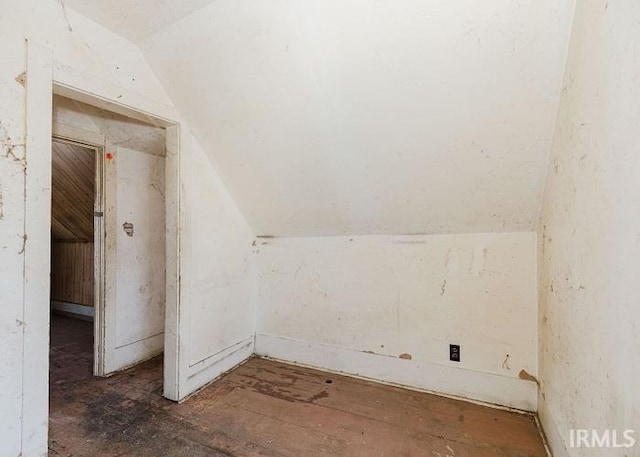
[61,0,220,42]
[68,0,576,236]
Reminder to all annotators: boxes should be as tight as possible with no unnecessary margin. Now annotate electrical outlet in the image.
[449,344,460,362]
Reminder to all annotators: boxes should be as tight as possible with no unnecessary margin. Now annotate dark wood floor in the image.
[49,315,548,456]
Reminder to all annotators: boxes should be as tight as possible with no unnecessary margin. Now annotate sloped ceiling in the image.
[69,0,576,236]
[60,0,220,42]
[51,140,95,241]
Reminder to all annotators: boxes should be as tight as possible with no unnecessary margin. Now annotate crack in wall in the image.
[17,234,27,255]
[58,0,73,31]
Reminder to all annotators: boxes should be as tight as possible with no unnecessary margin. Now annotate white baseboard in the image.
[51,300,94,321]
[255,333,537,411]
[113,333,164,371]
[182,336,254,399]
[538,392,569,457]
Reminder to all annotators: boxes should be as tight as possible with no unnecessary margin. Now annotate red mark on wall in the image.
[106,152,114,160]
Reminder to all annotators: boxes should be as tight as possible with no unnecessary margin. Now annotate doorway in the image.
[49,136,101,383]
[50,138,99,324]
[49,94,169,382]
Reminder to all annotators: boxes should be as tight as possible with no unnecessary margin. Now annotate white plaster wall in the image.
[140,0,576,237]
[0,2,256,454]
[178,139,256,396]
[256,232,538,410]
[180,138,256,398]
[538,0,640,455]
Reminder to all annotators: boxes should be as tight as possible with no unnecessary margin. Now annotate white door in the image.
[102,146,166,373]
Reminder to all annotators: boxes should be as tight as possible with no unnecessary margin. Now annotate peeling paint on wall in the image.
[0,121,26,167]
[14,72,26,87]
[469,246,487,277]
[122,222,134,237]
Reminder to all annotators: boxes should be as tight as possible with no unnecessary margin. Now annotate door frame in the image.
[23,41,185,455]
[47,87,184,397]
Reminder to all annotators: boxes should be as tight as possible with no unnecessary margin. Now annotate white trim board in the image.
[183,336,254,399]
[255,333,538,412]
[22,41,54,457]
[538,392,569,457]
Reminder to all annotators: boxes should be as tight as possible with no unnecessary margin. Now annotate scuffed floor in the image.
[49,315,547,456]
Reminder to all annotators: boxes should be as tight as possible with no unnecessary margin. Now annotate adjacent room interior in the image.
[50,138,96,323]
[1,1,638,456]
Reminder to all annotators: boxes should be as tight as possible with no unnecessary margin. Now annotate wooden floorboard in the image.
[49,315,547,457]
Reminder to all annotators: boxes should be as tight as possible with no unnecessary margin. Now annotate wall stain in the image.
[440,278,447,296]
[469,246,487,276]
[518,369,539,385]
[0,121,27,169]
[150,181,164,197]
[15,72,26,87]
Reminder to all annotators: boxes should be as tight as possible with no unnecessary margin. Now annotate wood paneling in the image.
[51,140,95,242]
[50,242,94,307]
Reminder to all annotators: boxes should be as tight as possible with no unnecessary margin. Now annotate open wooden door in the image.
[100,146,166,374]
